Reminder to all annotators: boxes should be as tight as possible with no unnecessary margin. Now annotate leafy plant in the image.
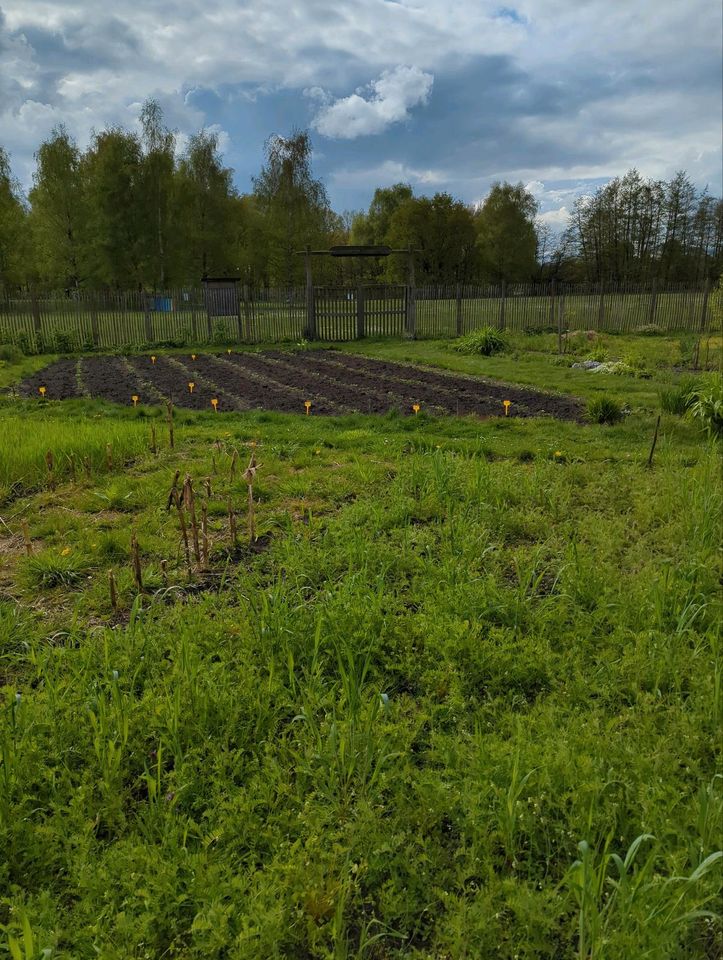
[687,374,723,438]
[22,548,91,588]
[659,375,699,415]
[452,326,508,356]
[586,395,624,425]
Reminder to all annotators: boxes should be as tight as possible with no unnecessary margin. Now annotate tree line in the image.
[1,100,721,293]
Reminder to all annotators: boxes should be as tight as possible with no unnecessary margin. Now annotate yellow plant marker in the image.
[188,382,195,394]
[227,348,232,355]
[503,399,511,416]
[211,398,219,412]
[39,385,46,397]
[131,395,139,407]
[151,355,156,364]
[412,403,420,414]
[304,400,312,415]
[191,353,197,361]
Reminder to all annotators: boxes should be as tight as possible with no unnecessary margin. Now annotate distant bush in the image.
[659,376,699,416]
[586,396,624,425]
[0,343,23,363]
[452,326,508,356]
[687,374,723,438]
[635,323,665,335]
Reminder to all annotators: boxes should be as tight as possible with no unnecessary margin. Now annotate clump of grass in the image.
[688,374,723,438]
[659,376,699,415]
[22,549,91,588]
[586,396,624,425]
[0,342,23,363]
[452,326,508,356]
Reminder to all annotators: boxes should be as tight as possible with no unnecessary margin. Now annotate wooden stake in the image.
[160,559,168,587]
[151,424,157,456]
[243,454,258,543]
[646,414,661,469]
[167,400,175,450]
[21,520,32,556]
[204,477,212,499]
[165,469,181,512]
[228,500,237,545]
[130,532,143,591]
[183,476,202,571]
[201,504,209,568]
[108,569,118,611]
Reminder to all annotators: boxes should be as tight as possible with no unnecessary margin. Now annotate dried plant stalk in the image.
[21,520,32,556]
[130,532,143,591]
[183,476,202,571]
[201,504,209,568]
[108,569,118,611]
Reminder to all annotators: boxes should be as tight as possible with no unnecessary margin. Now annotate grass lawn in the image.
[0,336,720,958]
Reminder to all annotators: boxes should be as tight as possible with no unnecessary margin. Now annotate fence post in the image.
[549,278,556,330]
[405,248,416,339]
[144,296,154,343]
[648,278,658,326]
[206,293,213,342]
[356,283,365,339]
[90,294,99,347]
[699,276,711,332]
[557,290,565,354]
[498,280,506,330]
[455,282,463,336]
[30,288,42,349]
[597,281,605,330]
[304,246,316,340]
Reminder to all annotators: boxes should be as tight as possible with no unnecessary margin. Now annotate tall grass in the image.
[0,409,149,501]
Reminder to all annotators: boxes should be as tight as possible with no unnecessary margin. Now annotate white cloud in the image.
[330,159,446,187]
[311,66,433,139]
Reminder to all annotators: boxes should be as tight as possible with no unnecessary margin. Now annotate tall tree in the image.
[252,129,329,285]
[386,193,478,283]
[28,126,86,289]
[83,128,143,288]
[139,99,176,288]
[177,129,237,281]
[475,182,538,283]
[0,147,28,292]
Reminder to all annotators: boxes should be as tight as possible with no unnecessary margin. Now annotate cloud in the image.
[311,66,433,139]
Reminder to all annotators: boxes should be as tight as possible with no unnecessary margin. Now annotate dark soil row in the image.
[18,350,584,422]
[18,359,79,399]
[198,354,341,415]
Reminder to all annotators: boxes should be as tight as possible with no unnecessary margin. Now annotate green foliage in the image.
[22,548,91,588]
[586,395,624,424]
[474,181,538,282]
[0,343,23,363]
[687,374,723,438]
[660,375,700,415]
[452,325,508,356]
[0,354,720,956]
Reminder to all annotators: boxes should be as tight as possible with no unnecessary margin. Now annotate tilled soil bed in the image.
[16,350,585,421]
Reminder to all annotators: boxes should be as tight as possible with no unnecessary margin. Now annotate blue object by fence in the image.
[153,297,173,312]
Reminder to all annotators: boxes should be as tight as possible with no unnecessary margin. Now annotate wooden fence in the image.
[0,280,715,353]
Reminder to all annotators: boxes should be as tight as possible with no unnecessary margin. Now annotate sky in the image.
[1,0,721,228]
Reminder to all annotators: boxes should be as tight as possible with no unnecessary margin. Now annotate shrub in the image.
[635,323,665,335]
[23,550,91,589]
[687,374,723,438]
[659,376,699,416]
[0,342,23,363]
[586,396,624,425]
[452,326,508,356]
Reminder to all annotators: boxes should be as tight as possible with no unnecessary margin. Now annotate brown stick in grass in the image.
[243,454,258,543]
[21,520,32,556]
[183,476,202,571]
[151,425,157,456]
[165,469,181,511]
[647,414,661,469]
[166,400,175,450]
[108,569,118,611]
[201,503,209,569]
[130,532,143,591]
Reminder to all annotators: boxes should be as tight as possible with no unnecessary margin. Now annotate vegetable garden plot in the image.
[17,351,585,420]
